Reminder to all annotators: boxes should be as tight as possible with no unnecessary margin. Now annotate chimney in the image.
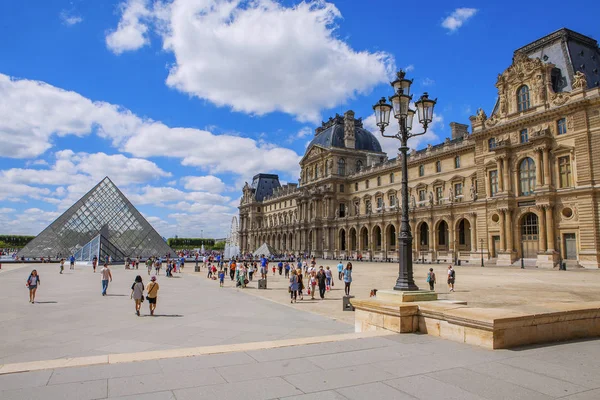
[344,110,356,149]
[450,122,469,139]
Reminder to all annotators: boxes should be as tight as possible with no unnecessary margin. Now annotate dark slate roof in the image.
[251,173,281,202]
[307,121,383,153]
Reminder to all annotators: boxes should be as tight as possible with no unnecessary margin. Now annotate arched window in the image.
[356,160,363,172]
[517,85,530,112]
[519,157,536,195]
[337,158,346,175]
[437,220,448,246]
[420,223,429,246]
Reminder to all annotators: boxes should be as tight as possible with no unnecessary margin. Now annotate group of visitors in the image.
[425,265,456,292]
[288,261,353,303]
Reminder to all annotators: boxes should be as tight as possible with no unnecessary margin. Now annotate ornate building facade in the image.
[238,28,600,268]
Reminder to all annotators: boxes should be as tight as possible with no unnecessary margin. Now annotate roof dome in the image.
[306,115,382,153]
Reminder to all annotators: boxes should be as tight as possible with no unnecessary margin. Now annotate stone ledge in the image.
[352,298,600,349]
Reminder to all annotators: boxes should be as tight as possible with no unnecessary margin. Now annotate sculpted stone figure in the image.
[411,195,416,209]
[448,187,454,203]
[354,202,359,216]
[428,191,434,206]
[572,71,587,91]
[470,184,477,200]
[475,108,487,122]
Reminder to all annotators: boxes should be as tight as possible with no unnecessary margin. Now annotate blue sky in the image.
[0,0,598,238]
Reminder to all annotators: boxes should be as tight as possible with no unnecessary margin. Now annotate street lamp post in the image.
[373,70,437,291]
[480,238,484,267]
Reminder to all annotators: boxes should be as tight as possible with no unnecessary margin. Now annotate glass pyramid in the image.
[18,177,173,261]
[73,234,126,263]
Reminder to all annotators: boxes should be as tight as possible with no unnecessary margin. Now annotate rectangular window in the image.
[435,186,443,203]
[377,197,383,209]
[489,170,498,196]
[377,177,381,186]
[436,161,441,173]
[389,195,396,207]
[455,156,460,169]
[419,165,424,176]
[557,118,567,135]
[390,173,394,183]
[455,183,463,196]
[520,129,528,143]
[559,156,572,188]
[354,182,358,191]
[488,138,496,150]
[339,203,345,218]
[418,189,426,202]
[339,184,345,193]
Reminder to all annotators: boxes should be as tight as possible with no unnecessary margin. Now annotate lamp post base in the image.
[393,236,419,291]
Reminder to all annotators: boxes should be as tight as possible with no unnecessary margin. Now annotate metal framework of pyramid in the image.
[18,177,173,261]
[252,242,278,257]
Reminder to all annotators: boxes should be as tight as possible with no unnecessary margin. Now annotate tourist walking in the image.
[447,265,455,292]
[337,261,344,280]
[130,275,144,316]
[219,269,225,287]
[248,263,255,281]
[297,267,304,300]
[146,276,159,316]
[427,268,436,291]
[26,269,40,303]
[317,266,327,299]
[70,255,75,270]
[284,262,290,278]
[343,263,352,296]
[100,263,112,296]
[92,255,97,272]
[289,269,298,303]
[155,258,161,276]
[230,260,236,281]
[309,270,317,300]
[146,257,153,275]
[59,258,65,274]
[325,266,333,291]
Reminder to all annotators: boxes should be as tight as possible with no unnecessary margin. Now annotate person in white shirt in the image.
[100,264,112,296]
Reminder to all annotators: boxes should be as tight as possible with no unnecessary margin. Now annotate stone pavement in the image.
[217,260,600,325]
[0,263,351,365]
[1,332,600,399]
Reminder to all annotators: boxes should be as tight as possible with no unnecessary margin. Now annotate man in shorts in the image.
[260,255,268,279]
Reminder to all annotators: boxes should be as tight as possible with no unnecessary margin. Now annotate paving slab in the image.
[335,382,417,400]
[283,364,396,393]
[281,390,349,400]
[0,379,108,400]
[384,375,486,400]
[173,376,303,400]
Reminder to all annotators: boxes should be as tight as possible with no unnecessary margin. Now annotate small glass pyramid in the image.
[18,177,173,261]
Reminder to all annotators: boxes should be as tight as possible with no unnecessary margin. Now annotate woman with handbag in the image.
[296,267,304,301]
[289,269,298,303]
[26,269,40,303]
[146,276,159,316]
[131,275,145,316]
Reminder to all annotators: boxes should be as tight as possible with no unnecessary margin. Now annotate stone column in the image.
[535,148,543,187]
[545,206,555,251]
[543,148,551,186]
[538,208,547,252]
[505,209,513,252]
[496,157,504,192]
[449,219,455,253]
[499,210,506,251]
[428,219,434,252]
[470,214,477,251]
[503,157,511,193]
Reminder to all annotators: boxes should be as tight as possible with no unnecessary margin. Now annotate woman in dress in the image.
[130,275,144,316]
[296,267,305,301]
[343,262,353,296]
[26,269,40,303]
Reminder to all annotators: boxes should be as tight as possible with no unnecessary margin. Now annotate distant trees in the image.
[212,241,226,251]
[0,235,35,248]
[167,238,215,248]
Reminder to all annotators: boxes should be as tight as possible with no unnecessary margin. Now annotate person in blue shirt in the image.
[260,256,268,279]
[180,256,185,271]
[337,261,344,281]
[343,262,353,296]
[278,261,283,275]
[70,255,75,270]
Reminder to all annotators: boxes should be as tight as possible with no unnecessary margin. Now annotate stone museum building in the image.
[238,28,600,268]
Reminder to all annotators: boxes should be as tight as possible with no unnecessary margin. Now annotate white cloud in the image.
[105,0,152,54]
[405,64,415,72]
[296,127,313,139]
[422,78,435,86]
[441,8,477,32]
[0,73,300,179]
[181,175,226,193]
[106,0,394,122]
[60,11,83,26]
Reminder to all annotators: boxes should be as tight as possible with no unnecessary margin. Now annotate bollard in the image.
[258,279,267,289]
[343,295,355,311]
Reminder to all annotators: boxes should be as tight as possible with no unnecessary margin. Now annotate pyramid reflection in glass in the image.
[18,177,173,261]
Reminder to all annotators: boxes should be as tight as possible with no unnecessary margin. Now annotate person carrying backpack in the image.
[426,268,436,291]
[447,265,455,292]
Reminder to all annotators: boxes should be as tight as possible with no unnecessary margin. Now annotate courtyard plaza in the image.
[0,261,599,399]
